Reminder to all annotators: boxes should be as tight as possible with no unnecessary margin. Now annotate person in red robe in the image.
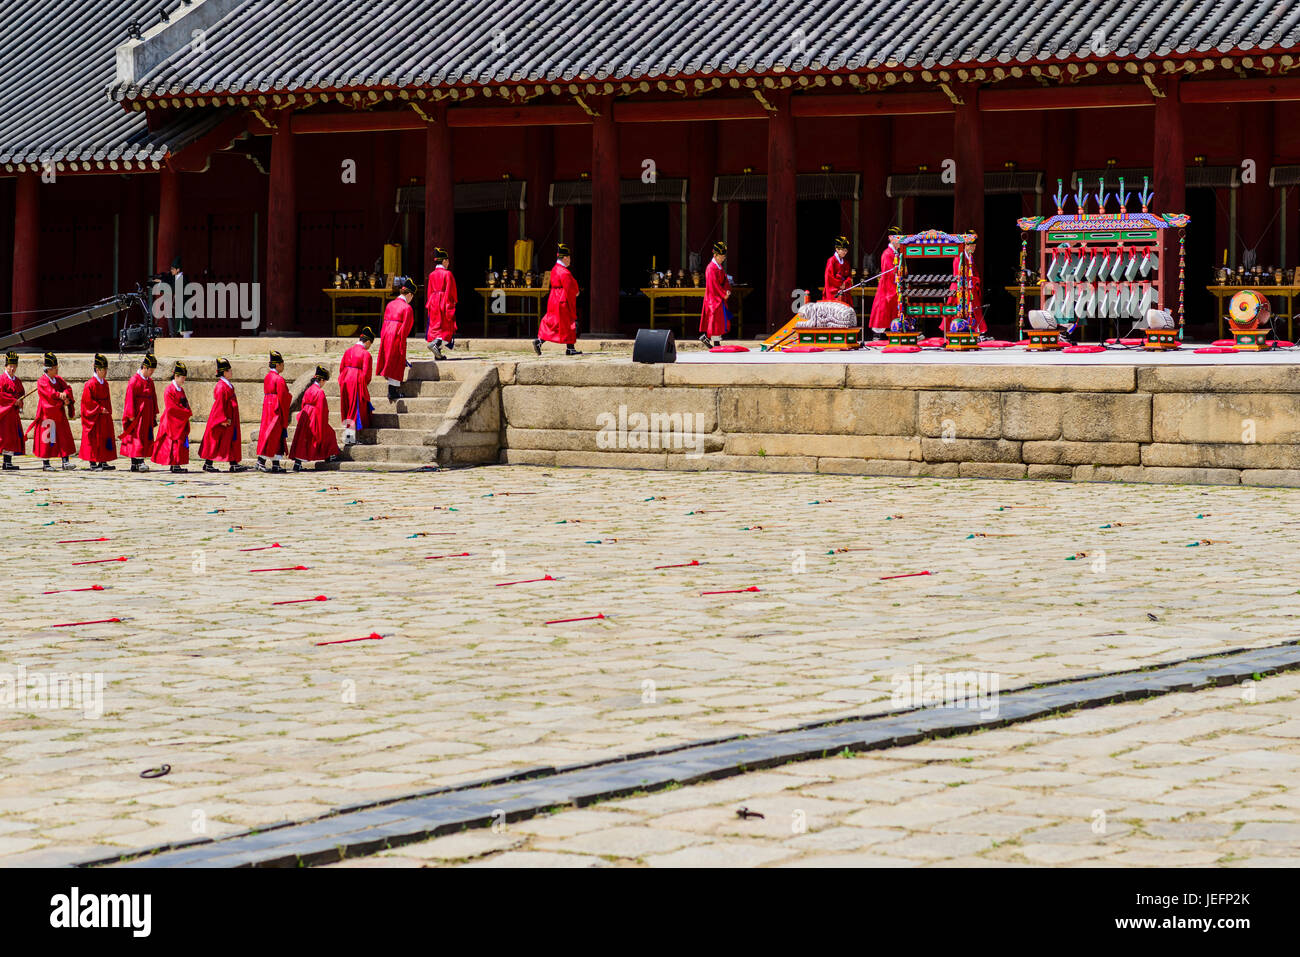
[151,362,192,473]
[200,357,247,473]
[121,354,158,472]
[868,230,902,338]
[256,350,291,473]
[534,243,582,356]
[698,241,732,348]
[823,236,853,305]
[425,248,458,360]
[375,278,417,401]
[942,246,987,336]
[338,328,374,440]
[78,354,117,470]
[30,352,76,470]
[289,365,341,472]
[0,351,25,469]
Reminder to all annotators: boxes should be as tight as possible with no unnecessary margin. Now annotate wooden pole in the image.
[858,116,892,265]
[524,126,554,252]
[424,103,454,281]
[590,96,620,335]
[155,166,182,276]
[765,91,796,333]
[687,121,717,262]
[266,119,297,333]
[953,88,985,275]
[1154,76,1185,312]
[10,172,39,333]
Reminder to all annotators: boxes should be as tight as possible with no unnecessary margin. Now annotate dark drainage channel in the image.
[92,641,1300,868]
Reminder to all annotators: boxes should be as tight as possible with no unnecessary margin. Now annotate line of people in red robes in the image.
[0,348,352,475]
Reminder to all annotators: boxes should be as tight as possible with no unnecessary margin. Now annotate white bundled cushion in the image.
[1027,309,1057,330]
[1145,308,1176,330]
[795,299,858,328]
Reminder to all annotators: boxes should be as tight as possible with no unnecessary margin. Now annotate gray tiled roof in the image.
[0,0,226,167]
[113,0,1300,99]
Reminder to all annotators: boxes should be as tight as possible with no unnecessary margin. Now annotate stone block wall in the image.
[495,360,1300,487]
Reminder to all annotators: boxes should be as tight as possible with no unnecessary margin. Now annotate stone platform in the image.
[497,356,1300,488]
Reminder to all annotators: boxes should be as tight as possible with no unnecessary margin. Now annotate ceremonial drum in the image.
[1228,289,1272,351]
[1228,290,1270,331]
[791,299,860,349]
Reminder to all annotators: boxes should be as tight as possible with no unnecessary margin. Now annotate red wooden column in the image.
[687,121,717,260]
[858,116,892,260]
[10,172,38,333]
[1240,101,1274,263]
[155,166,182,275]
[765,91,796,332]
[953,88,984,274]
[1153,76,1185,310]
[424,102,454,279]
[590,96,620,335]
[266,119,297,333]
[524,125,554,248]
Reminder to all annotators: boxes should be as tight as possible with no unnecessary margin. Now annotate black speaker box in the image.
[632,327,676,363]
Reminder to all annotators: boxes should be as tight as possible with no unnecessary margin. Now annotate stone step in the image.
[392,397,451,414]
[323,379,458,400]
[355,428,436,447]
[340,443,438,464]
[369,413,444,431]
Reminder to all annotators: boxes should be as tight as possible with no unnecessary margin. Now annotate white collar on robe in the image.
[217,376,232,391]
[835,252,845,263]
[435,264,448,270]
[94,373,105,384]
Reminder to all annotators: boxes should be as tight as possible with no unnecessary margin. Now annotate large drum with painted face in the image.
[1228,289,1270,331]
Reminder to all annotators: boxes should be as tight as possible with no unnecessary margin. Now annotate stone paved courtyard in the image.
[337,673,1300,868]
[2,465,1299,865]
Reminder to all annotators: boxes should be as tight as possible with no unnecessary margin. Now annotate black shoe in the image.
[699,335,711,347]
[170,465,188,474]
[387,384,400,401]
[532,338,543,356]
[203,461,218,473]
[229,463,249,473]
[270,463,287,474]
[2,462,17,471]
[42,461,54,471]
[566,346,583,356]
[428,339,445,360]
[292,461,303,473]
[130,461,149,473]
[446,339,455,351]
[100,463,116,471]
[61,460,76,471]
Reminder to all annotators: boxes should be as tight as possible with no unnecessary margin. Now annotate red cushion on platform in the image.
[709,345,750,352]
[918,337,947,348]
[882,346,922,354]
[783,346,823,353]
[1269,340,1295,348]
[1212,339,1236,347]
[1103,337,1145,346]
[978,340,1016,348]
[1062,345,1106,353]
[862,340,888,347]
[1194,347,1238,354]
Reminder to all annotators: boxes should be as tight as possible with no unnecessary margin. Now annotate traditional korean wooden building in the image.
[5,0,1300,342]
